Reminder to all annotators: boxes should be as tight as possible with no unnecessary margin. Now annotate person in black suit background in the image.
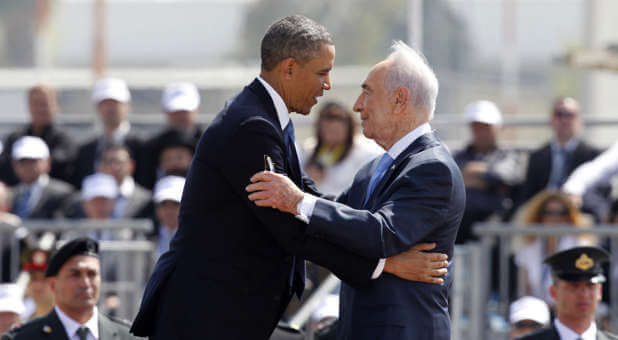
[2,238,140,340]
[130,15,448,340]
[0,84,77,186]
[9,136,73,220]
[248,41,465,340]
[521,97,602,216]
[72,78,144,189]
[517,246,618,340]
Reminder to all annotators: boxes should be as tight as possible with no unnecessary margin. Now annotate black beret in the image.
[45,238,99,277]
[544,246,610,283]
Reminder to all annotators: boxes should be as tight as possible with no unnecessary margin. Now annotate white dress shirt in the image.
[563,140,618,196]
[55,306,99,340]
[297,122,433,278]
[554,318,596,340]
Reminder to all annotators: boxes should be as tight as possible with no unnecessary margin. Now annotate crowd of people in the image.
[0,27,616,340]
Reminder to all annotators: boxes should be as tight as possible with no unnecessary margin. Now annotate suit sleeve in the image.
[307,161,456,259]
[217,117,377,286]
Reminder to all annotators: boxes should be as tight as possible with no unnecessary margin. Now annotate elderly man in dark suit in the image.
[131,15,448,340]
[518,246,618,340]
[2,238,140,340]
[247,41,465,340]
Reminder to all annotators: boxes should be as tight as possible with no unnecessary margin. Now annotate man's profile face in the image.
[549,280,601,323]
[50,255,100,314]
[353,61,395,148]
[287,43,334,115]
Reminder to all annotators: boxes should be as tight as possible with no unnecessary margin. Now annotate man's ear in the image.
[393,87,409,113]
[280,58,296,79]
[549,284,557,300]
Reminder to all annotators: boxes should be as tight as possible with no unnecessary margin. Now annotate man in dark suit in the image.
[521,97,600,205]
[518,246,618,340]
[0,84,76,185]
[72,78,144,189]
[248,41,465,340]
[9,136,73,220]
[131,16,448,340]
[2,238,140,340]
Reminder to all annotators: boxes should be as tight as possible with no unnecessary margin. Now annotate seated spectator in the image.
[154,130,196,179]
[508,296,550,339]
[152,176,184,261]
[9,136,73,220]
[0,283,25,335]
[73,78,144,189]
[454,100,525,244]
[64,145,151,219]
[20,248,54,321]
[300,101,381,196]
[513,190,595,303]
[80,173,118,224]
[521,97,603,217]
[0,84,76,185]
[140,82,202,189]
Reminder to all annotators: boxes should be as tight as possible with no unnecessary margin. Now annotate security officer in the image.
[518,246,618,340]
[2,238,141,339]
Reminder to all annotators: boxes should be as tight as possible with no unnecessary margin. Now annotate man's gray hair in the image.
[261,15,333,71]
[384,41,439,120]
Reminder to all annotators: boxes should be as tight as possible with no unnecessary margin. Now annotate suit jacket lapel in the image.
[98,313,119,339]
[44,309,71,340]
[248,78,302,187]
[366,132,439,209]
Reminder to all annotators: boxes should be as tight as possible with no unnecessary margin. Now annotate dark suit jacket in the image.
[307,132,465,340]
[10,178,74,219]
[0,123,77,185]
[72,134,143,189]
[517,324,618,340]
[521,140,600,202]
[130,79,377,340]
[1,308,141,340]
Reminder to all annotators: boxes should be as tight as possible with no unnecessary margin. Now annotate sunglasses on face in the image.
[541,208,569,217]
[512,320,544,330]
[553,109,575,119]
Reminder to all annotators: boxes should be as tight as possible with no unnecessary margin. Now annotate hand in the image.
[462,161,488,190]
[383,243,448,284]
[246,171,305,215]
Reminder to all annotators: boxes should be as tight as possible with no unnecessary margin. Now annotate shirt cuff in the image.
[294,194,317,224]
[371,258,386,279]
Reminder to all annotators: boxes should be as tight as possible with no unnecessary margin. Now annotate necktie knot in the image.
[76,326,89,340]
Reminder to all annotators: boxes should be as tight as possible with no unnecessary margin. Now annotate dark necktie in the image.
[15,187,32,218]
[76,326,89,340]
[283,121,305,297]
[363,153,394,207]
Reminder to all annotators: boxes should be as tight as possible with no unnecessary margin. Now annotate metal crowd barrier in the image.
[473,223,618,335]
[0,219,154,321]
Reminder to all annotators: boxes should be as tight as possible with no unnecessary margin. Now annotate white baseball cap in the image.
[81,173,118,201]
[154,176,185,204]
[0,283,25,315]
[464,100,503,126]
[91,78,131,104]
[509,296,550,326]
[162,82,200,113]
[12,136,50,160]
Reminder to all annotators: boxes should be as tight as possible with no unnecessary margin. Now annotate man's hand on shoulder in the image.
[383,243,448,284]
[246,171,305,215]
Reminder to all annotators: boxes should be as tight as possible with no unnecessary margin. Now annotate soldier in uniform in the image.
[518,246,618,340]
[2,238,141,340]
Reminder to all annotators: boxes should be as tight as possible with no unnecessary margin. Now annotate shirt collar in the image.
[55,306,99,340]
[554,318,596,340]
[108,121,131,144]
[386,122,432,160]
[257,76,290,131]
[118,176,135,198]
[552,137,579,152]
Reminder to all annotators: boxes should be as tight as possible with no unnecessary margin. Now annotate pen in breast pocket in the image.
[264,155,275,172]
